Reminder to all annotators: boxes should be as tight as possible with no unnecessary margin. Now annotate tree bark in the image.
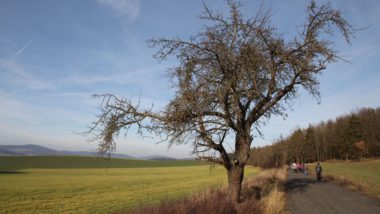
[226,129,251,204]
[227,165,244,204]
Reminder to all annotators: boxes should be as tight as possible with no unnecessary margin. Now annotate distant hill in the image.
[0,144,134,159]
[0,144,186,160]
[140,155,177,160]
[0,156,206,170]
[59,150,135,159]
[0,144,61,156]
[0,149,23,156]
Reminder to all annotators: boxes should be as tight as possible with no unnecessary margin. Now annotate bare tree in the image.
[86,0,353,204]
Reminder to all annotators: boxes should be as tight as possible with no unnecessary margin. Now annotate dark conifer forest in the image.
[249,107,380,168]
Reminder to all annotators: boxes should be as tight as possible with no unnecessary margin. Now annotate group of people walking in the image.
[290,162,323,181]
[290,162,308,174]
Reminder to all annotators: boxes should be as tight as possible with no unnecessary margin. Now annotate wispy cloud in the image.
[4,41,31,63]
[0,41,54,90]
[97,0,140,22]
[59,92,92,97]
[0,59,53,90]
[0,91,37,124]
[0,90,94,130]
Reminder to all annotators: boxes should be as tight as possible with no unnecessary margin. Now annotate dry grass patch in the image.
[128,189,236,214]
[254,168,288,214]
[261,186,286,214]
[324,175,366,193]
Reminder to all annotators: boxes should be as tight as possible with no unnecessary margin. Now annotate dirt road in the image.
[286,172,380,214]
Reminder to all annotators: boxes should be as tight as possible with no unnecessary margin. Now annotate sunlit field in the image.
[0,156,259,213]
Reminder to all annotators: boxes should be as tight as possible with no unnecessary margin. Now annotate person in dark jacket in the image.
[315,162,323,181]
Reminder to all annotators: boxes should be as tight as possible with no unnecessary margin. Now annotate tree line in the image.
[249,107,380,168]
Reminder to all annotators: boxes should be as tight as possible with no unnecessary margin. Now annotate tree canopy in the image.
[86,0,353,204]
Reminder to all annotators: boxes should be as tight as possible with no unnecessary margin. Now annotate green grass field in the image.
[0,156,259,213]
[318,159,380,198]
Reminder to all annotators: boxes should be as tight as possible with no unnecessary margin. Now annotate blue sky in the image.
[1,0,379,158]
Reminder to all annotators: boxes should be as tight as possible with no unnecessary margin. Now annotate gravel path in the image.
[286,172,380,214]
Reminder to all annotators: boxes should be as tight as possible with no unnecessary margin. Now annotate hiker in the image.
[301,163,305,173]
[304,164,308,175]
[300,163,305,173]
[291,162,297,173]
[297,162,303,173]
[315,162,323,181]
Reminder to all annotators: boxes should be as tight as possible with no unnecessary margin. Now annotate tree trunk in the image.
[227,166,244,204]
[226,129,250,204]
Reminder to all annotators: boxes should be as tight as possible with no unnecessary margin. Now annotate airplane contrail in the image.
[6,41,31,63]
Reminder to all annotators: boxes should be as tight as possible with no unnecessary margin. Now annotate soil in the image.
[286,172,380,214]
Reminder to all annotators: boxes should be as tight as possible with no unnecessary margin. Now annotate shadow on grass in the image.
[0,170,26,174]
